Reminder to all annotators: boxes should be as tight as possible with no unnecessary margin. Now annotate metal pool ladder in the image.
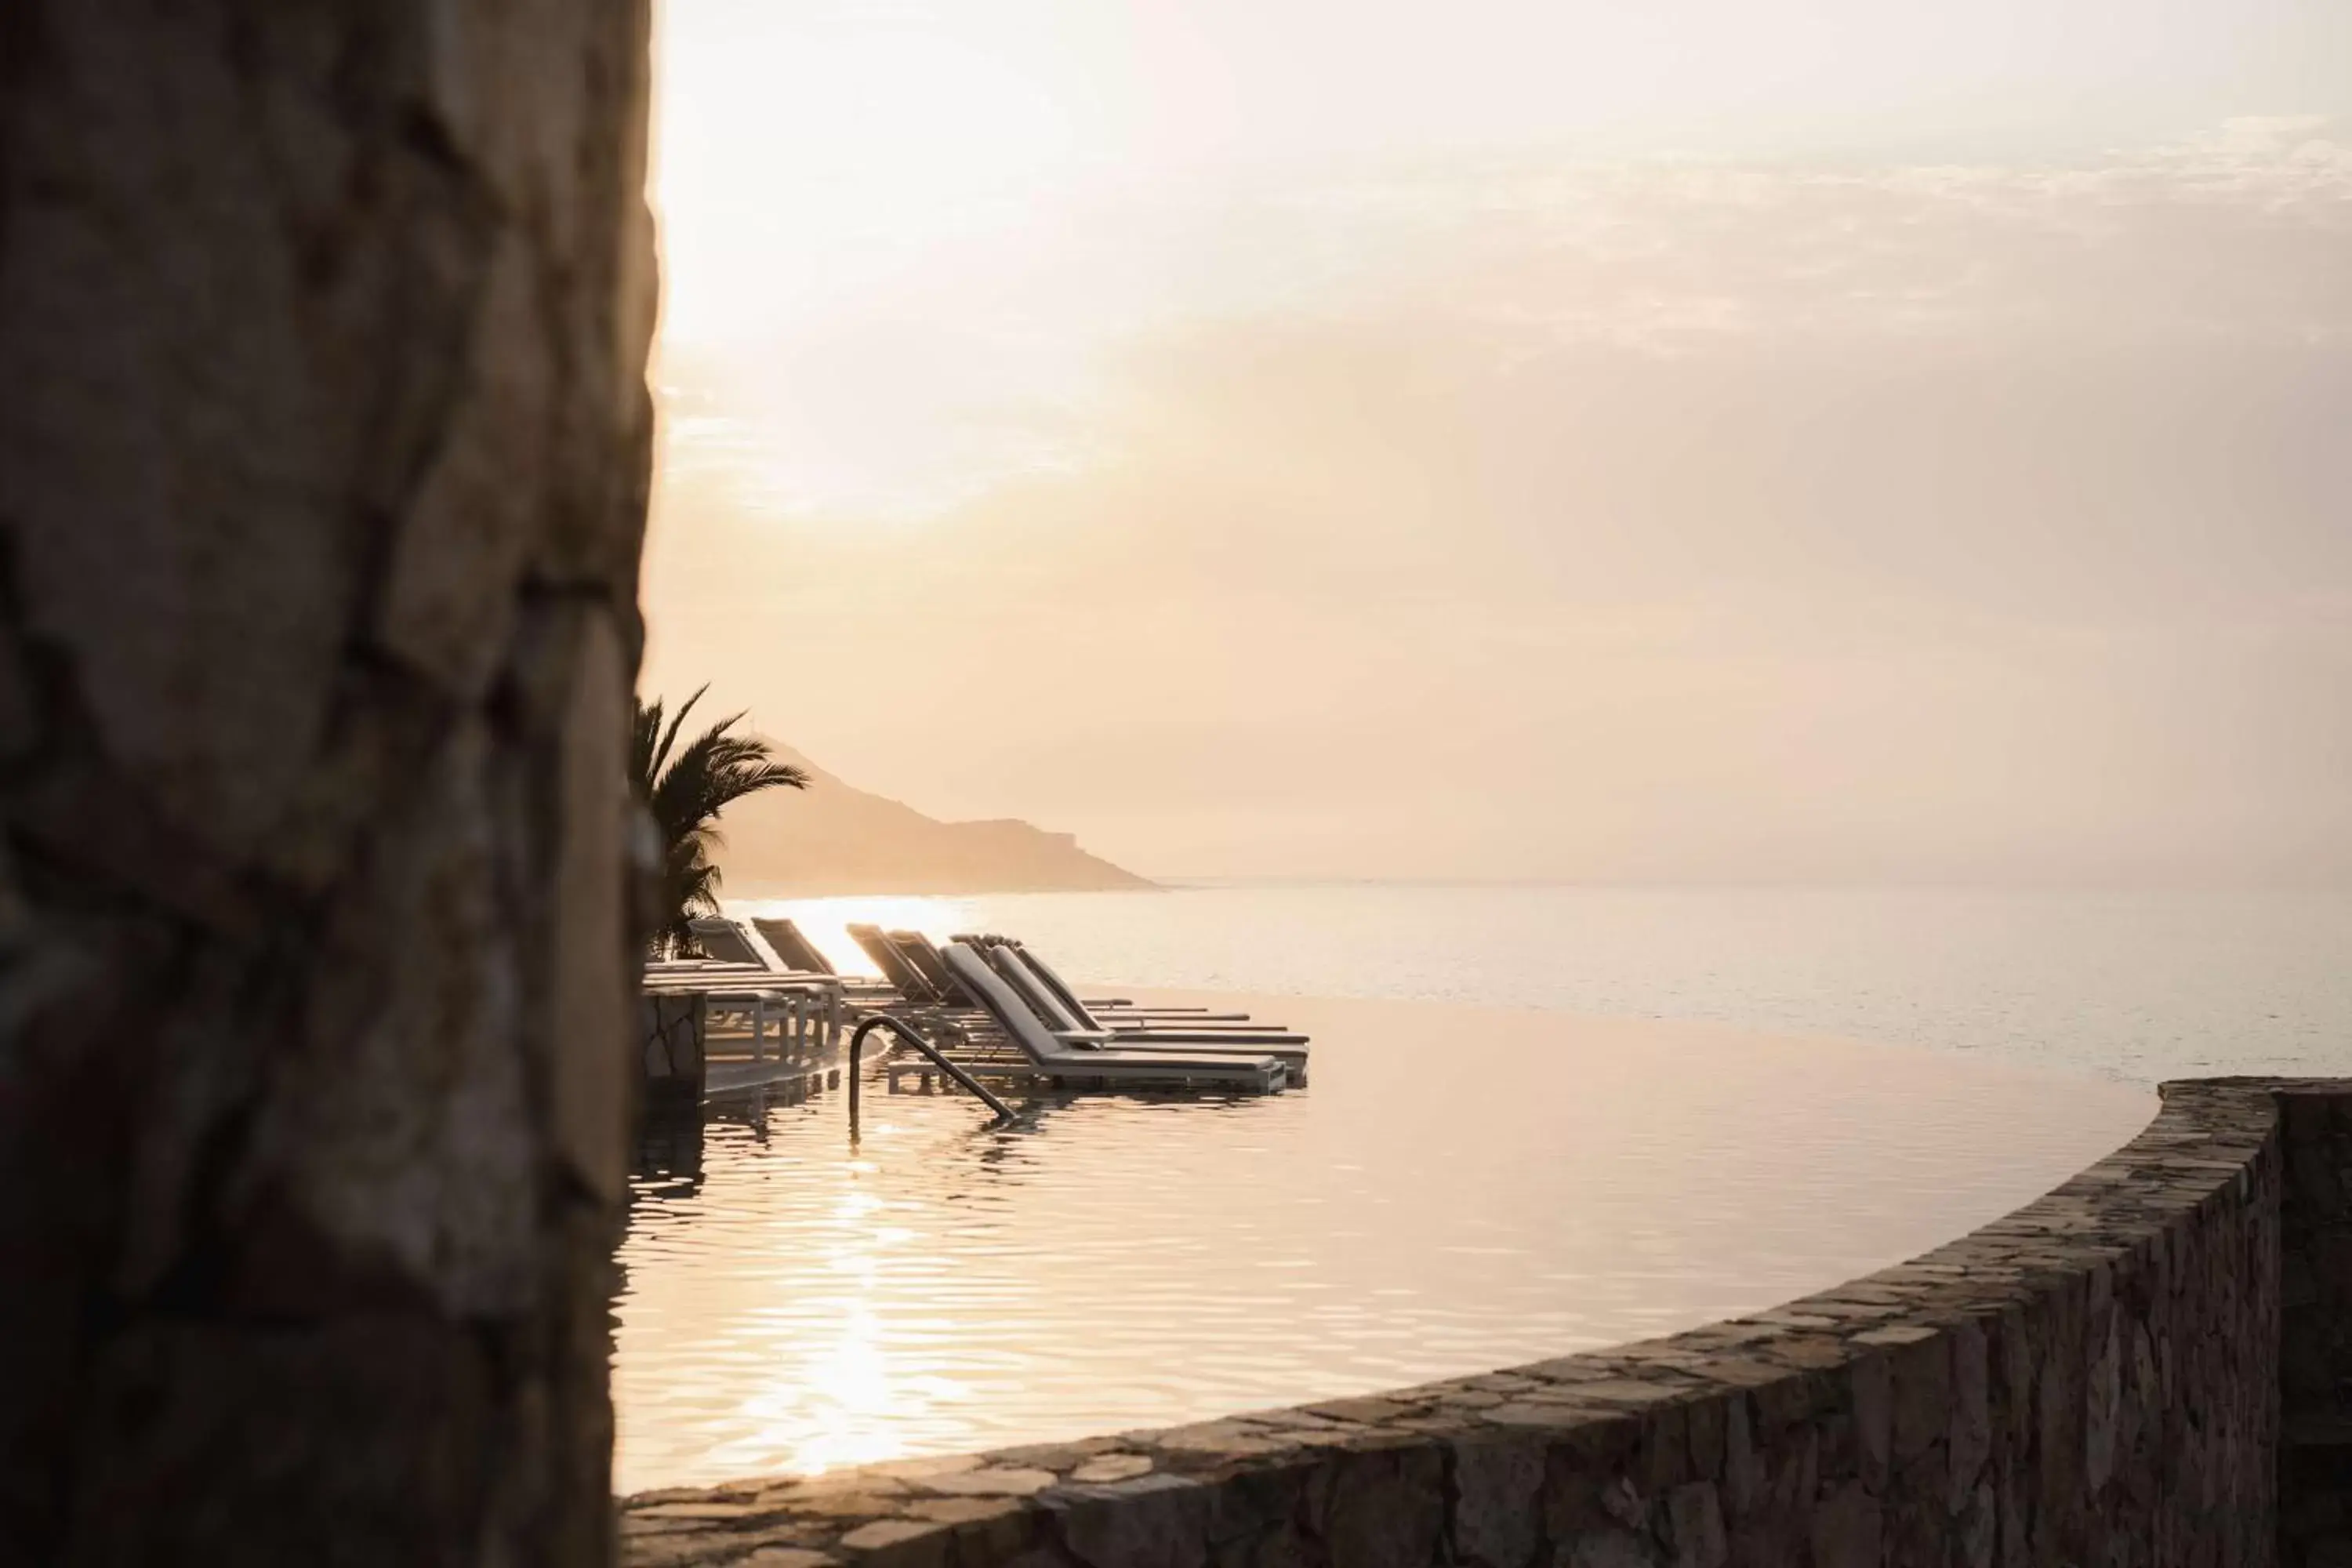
[848,1014,1017,1124]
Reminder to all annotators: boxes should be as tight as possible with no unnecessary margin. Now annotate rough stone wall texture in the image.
[0,4,656,1563]
[622,1080,2316,1568]
[643,993,710,1105]
[2276,1087,2352,1566]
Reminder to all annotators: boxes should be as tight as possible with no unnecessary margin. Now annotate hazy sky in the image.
[641,1,2352,884]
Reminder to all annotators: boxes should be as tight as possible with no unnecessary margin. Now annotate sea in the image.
[611,884,2350,1493]
[743,882,2352,1082]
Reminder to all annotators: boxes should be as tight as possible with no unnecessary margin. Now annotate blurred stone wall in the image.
[0,4,656,1562]
[623,1080,2343,1567]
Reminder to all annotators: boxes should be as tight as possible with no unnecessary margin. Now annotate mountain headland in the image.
[709,746,1154,896]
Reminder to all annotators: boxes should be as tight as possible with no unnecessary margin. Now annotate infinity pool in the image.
[611,991,2150,1494]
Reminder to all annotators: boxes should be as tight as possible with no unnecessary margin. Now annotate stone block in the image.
[1561,1527,1660,1568]
[1663,1482,1726,1568]
[1948,1319,1991,1504]
[1068,1454,1154,1486]
[1849,1354,1891,1486]
[925,1468,1057,1498]
[1722,1396,1762,1517]
[1808,1482,1881,1568]
[1051,1473,1210,1568]
[1888,1334,1952,1465]
[1450,1438,1544,1568]
[1320,1448,1445,1568]
[837,1518,946,1566]
[1684,1397,1725,1483]
[640,993,705,1098]
[1637,1404,1690,1496]
[1599,1474,1646,1530]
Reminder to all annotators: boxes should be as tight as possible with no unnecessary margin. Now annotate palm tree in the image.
[633,687,808,954]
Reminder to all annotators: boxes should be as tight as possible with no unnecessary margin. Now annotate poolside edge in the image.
[623,1077,2352,1567]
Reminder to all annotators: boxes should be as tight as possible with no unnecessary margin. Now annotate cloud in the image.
[645,124,2352,882]
[661,118,2352,523]
[1250,118,2352,349]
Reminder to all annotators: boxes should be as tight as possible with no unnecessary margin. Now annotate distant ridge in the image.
[709,746,1155,896]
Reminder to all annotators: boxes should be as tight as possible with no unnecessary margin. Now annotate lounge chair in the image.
[738,917,902,1016]
[975,942,1312,1076]
[869,928,1212,1021]
[750,916,838,977]
[888,929,985,1007]
[938,943,1287,1093]
[846,930,1113,1079]
[659,921,837,1017]
[845,923,956,1007]
[967,934,1293,1033]
[686,917,782,971]
[691,915,900,1000]
[946,932,1251,1022]
[681,917,854,1051]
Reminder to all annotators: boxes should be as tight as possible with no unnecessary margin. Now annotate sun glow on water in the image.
[659,1159,976,1483]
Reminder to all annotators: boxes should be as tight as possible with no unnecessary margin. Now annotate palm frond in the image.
[648,717,807,844]
[632,688,809,954]
[630,695,663,790]
[650,684,709,789]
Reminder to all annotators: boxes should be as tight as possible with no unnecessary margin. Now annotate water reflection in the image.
[611,995,2153,1495]
[848,1071,1274,1156]
[633,1108,704,1199]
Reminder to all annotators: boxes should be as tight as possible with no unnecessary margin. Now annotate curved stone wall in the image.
[622,1080,2349,1567]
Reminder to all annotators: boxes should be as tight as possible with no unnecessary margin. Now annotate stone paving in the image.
[623,1080,2347,1568]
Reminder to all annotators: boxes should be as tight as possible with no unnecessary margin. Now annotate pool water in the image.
[612,992,2152,1493]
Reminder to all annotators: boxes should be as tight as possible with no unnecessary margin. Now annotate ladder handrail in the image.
[848,1013,1017,1124]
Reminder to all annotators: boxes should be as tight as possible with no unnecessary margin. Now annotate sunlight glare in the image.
[735,895,979,976]
[714,1157,969,1479]
[657,9,1082,349]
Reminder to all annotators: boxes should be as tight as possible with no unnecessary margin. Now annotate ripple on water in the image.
[612,995,2153,1493]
